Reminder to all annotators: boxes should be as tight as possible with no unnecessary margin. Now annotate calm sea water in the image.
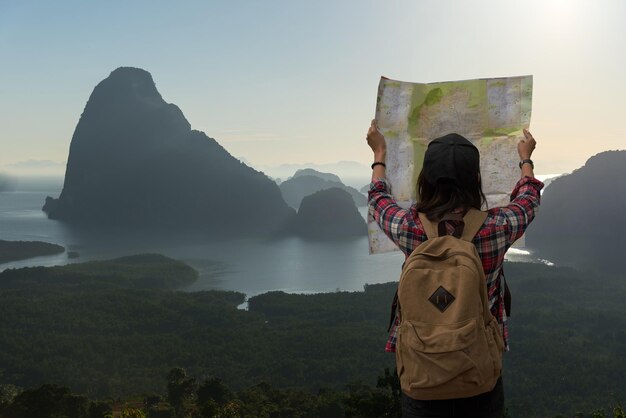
[0,182,543,297]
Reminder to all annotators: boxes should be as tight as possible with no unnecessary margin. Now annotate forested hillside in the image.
[0,258,623,417]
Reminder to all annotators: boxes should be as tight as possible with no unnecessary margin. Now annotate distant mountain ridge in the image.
[43,67,294,235]
[2,160,66,176]
[292,168,342,183]
[527,150,626,272]
[279,169,366,209]
[257,161,370,186]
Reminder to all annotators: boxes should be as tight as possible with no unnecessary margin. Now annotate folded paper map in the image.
[368,75,533,254]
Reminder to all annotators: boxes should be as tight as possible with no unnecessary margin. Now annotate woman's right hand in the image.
[366,119,386,158]
[518,129,537,160]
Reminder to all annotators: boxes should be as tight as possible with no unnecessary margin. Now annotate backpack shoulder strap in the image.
[417,212,438,240]
[460,208,488,242]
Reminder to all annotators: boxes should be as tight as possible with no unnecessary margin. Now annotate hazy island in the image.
[291,187,367,239]
[42,67,294,236]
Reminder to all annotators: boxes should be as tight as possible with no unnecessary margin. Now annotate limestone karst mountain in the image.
[291,188,367,240]
[526,150,626,272]
[43,67,294,235]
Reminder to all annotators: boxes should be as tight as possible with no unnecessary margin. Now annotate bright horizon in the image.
[1,0,625,177]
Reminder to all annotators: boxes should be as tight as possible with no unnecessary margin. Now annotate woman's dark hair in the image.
[415,170,487,221]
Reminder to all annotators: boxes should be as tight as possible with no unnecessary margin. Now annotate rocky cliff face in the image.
[44,67,294,235]
[292,188,367,240]
[526,150,626,272]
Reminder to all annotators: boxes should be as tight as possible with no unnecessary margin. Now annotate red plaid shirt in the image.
[368,176,544,352]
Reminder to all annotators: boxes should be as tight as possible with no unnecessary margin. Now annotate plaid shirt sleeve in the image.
[367,177,417,256]
[495,176,544,246]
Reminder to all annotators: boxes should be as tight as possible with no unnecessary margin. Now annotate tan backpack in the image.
[395,209,504,400]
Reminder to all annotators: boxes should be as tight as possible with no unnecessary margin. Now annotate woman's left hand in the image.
[366,119,386,157]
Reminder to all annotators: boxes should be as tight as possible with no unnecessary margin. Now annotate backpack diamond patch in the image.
[429,286,455,313]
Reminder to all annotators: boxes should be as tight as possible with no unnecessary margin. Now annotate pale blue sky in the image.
[1,0,625,175]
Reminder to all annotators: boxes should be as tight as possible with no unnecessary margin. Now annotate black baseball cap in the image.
[422,133,480,185]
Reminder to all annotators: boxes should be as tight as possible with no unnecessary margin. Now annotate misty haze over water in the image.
[0,178,548,298]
